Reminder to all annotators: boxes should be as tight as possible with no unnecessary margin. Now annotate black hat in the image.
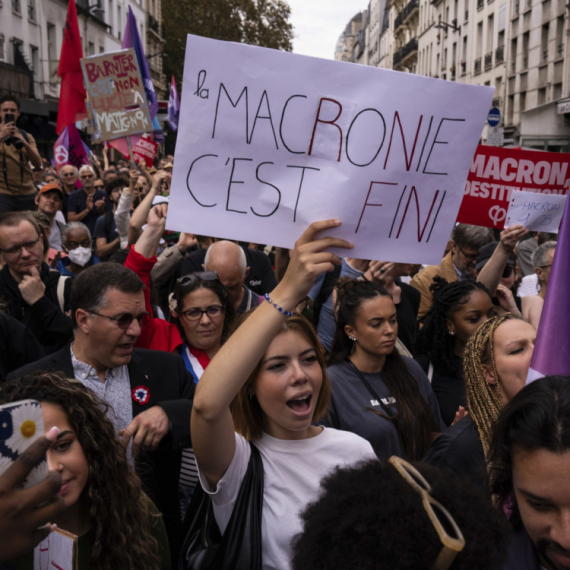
[476,241,517,272]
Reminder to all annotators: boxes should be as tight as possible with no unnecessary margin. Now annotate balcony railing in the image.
[485,51,493,70]
[393,38,418,67]
[148,13,161,35]
[394,0,419,31]
[474,57,482,75]
[496,44,504,63]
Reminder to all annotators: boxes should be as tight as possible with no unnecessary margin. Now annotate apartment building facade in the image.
[339,0,570,150]
[0,0,165,157]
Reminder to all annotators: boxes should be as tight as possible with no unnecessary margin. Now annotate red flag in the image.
[56,0,87,134]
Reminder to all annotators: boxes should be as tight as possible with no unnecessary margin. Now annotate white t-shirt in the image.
[199,428,376,570]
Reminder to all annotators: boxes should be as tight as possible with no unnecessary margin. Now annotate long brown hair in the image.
[230,312,330,440]
[0,372,162,569]
[329,278,438,460]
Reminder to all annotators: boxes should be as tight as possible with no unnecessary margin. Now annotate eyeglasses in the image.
[86,310,151,329]
[539,264,552,269]
[457,246,478,262]
[65,239,92,250]
[502,264,515,279]
[182,305,225,321]
[94,184,104,190]
[177,272,219,287]
[80,174,94,179]
[389,456,465,570]
[0,237,41,256]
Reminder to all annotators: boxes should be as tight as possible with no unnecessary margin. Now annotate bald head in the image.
[204,241,248,310]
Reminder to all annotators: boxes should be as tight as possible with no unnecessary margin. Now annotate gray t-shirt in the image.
[323,357,445,460]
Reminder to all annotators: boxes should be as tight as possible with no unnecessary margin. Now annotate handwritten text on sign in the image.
[457,145,570,229]
[166,35,494,264]
[505,190,566,232]
[81,49,152,141]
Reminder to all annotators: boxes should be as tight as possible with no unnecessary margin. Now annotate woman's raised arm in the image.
[191,220,353,485]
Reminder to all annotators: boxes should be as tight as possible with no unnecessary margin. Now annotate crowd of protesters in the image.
[0,91,568,570]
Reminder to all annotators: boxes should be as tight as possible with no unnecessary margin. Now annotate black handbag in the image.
[178,442,264,570]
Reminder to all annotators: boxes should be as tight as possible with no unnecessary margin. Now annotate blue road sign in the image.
[488,107,501,127]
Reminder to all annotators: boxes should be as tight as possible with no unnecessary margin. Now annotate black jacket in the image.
[8,345,195,556]
[0,263,73,354]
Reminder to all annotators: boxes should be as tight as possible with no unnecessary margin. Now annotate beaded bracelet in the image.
[264,293,294,317]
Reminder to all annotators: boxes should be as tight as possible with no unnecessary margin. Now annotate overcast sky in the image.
[287,0,369,60]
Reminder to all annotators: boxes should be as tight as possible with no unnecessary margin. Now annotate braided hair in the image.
[463,313,524,460]
[416,277,491,376]
[329,278,438,460]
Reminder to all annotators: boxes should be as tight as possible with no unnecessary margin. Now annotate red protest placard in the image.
[132,137,159,167]
[456,146,570,228]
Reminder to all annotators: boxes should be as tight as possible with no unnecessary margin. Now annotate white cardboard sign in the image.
[34,528,78,570]
[167,35,494,264]
[505,189,566,232]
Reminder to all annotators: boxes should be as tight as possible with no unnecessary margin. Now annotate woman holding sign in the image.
[190,220,376,568]
[1,372,171,569]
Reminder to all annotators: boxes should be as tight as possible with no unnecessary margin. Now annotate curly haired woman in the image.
[415,277,496,426]
[1,372,171,569]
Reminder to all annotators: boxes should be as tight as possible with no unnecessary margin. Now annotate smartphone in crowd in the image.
[3,113,15,125]
[0,399,47,488]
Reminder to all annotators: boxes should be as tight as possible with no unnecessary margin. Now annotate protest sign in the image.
[457,145,570,229]
[505,190,566,232]
[34,528,78,570]
[81,48,152,141]
[167,35,494,264]
[133,136,159,167]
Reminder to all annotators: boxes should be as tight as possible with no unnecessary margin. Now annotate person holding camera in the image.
[0,95,42,214]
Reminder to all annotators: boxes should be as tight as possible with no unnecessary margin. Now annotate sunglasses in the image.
[85,310,151,329]
[458,246,478,262]
[389,456,465,570]
[177,272,219,287]
[62,172,76,177]
[94,184,104,190]
[502,264,515,278]
[81,174,94,179]
[182,304,225,321]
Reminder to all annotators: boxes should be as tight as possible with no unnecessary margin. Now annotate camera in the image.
[3,113,24,150]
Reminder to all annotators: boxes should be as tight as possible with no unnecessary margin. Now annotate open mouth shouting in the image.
[286,393,313,418]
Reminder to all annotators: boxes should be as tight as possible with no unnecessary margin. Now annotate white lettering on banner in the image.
[470,155,568,185]
[166,35,494,264]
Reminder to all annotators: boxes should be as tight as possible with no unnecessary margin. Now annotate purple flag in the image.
[168,76,180,131]
[527,193,570,383]
[122,7,158,118]
[54,124,90,173]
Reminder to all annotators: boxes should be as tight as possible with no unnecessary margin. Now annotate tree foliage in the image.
[162,0,293,89]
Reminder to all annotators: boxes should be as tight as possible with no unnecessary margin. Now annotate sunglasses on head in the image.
[177,272,219,287]
[389,456,465,570]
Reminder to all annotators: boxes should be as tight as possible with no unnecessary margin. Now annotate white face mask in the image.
[67,246,92,267]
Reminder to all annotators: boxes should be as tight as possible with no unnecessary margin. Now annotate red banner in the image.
[132,137,159,167]
[457,146,570,228]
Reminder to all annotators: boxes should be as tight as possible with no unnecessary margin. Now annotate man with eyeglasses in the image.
[8,261,195,557]
[67,165,111,234]
[0,211,73,354]
[0,95,43,215]
[58,164,79,220]
[411,224,495,320]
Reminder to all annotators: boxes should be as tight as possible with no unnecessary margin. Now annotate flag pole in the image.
[126,136,136,168]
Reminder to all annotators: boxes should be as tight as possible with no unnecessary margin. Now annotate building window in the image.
[88,41,95,55]
[12,0,21,14]
[0,35,5,61]
[554,83,562,99]
[520,91,526,112]
[538,87,546,105]
[27,0,35,20]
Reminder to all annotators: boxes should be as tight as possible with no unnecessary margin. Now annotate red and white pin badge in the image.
[132,385,150,405]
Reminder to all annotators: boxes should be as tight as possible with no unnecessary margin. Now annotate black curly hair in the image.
[416,276,492,376]
[489,375,570,531]
[291,459,512,570]
[0,372,163,569]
